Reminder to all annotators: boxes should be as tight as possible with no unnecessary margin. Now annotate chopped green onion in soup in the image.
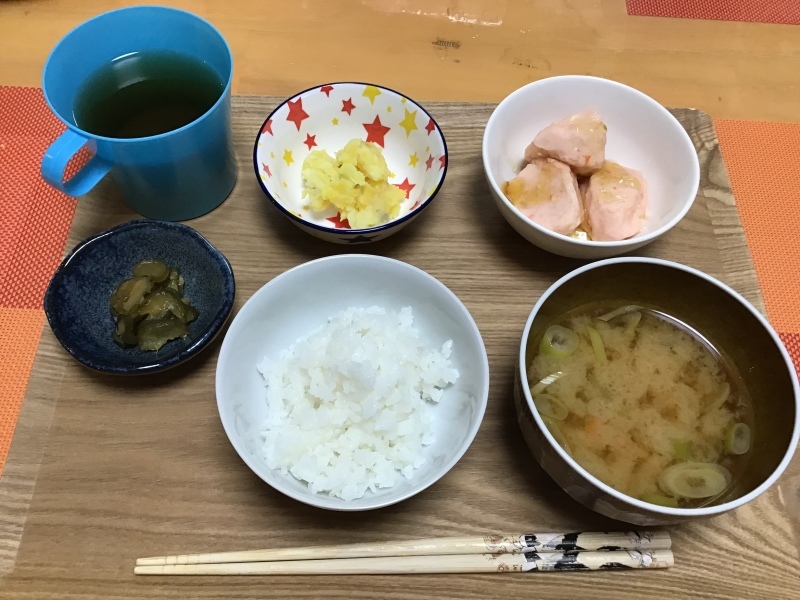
[530,371,564,396]
[534,393,569,421]
[586,326,607,364]
[725,423,751,455]
[641,492,679,508]
[658,462,732,499]
[672,439,693,461]
[539,325,579,359]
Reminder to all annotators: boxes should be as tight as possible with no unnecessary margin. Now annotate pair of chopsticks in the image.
[135,531,673,575]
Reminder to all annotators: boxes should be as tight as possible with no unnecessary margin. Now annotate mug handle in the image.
[41,129,113,196]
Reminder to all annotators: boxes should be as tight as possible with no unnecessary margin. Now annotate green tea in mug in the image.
[73,50,224,139]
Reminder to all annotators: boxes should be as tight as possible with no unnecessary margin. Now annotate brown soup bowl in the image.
[515,257,799,525]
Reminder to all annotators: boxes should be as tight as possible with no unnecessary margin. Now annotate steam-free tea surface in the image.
[73,50,224,139]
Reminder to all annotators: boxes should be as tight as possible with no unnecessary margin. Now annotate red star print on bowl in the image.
[341,98,356,115]
[303,134,317,151]
[253,82,448,245]
[395,178,415,199]
[363,116,391,147]
[285,99,309,131]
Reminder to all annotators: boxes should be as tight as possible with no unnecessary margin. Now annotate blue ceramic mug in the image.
[41,6,237,221]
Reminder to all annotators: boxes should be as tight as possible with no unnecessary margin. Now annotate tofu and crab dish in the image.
[502,109,648,242]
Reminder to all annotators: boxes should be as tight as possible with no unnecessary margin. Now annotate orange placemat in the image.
[1,87,799,476]
[716,118,800,368]
[626,0,800,25]
[0,86,76,471]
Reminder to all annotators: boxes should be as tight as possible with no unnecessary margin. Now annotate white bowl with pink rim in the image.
[253,82,447,244]
[516,257,800,525]
[483,75,701,259]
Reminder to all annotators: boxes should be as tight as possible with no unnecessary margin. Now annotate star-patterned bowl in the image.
[253,82,447,244]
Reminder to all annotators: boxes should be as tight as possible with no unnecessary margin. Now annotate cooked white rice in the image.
[257,306,459,501]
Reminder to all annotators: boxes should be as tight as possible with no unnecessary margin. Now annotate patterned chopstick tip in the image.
[521,549,673,572]
[483,531,671,554]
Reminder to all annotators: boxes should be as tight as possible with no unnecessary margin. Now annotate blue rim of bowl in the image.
[251,81,449,236]
[43,220,236,375]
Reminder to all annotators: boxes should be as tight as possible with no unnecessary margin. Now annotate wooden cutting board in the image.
[1,97,797,599]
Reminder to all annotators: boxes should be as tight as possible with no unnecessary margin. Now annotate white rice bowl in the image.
[258,306,459,501]
[215,254,489,511]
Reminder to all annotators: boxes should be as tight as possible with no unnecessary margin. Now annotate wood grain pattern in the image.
[0,97,798,599]
[3,0,800,122]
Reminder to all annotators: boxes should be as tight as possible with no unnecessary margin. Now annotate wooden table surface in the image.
[2,2,800,599]
[2,0,800,122]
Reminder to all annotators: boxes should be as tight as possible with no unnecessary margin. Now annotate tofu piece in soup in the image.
[503,158,583,235]
[524,109,607,175]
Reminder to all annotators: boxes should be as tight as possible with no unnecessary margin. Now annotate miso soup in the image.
[528,303,753,508]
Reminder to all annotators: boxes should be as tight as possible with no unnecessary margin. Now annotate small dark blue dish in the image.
[44,220,235,375]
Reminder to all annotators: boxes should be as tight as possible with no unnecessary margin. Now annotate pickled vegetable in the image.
[109,259,198,351]
[725,423,751,455]
[136,290,187,321]
[658,462,731,499]
[113,315,138,347]
[539,325,579,359]
[132,259,169,282]
[182,302,199,323]
[110,276,153,315]
[163,267,185,295]
[136,318,189,352]
[534,393,569,421]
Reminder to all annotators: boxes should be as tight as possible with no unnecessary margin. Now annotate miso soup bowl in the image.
[516,257,800,525]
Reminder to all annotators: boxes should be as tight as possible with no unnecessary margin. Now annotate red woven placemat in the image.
[626,0,800,25]
[0,86,76,471]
